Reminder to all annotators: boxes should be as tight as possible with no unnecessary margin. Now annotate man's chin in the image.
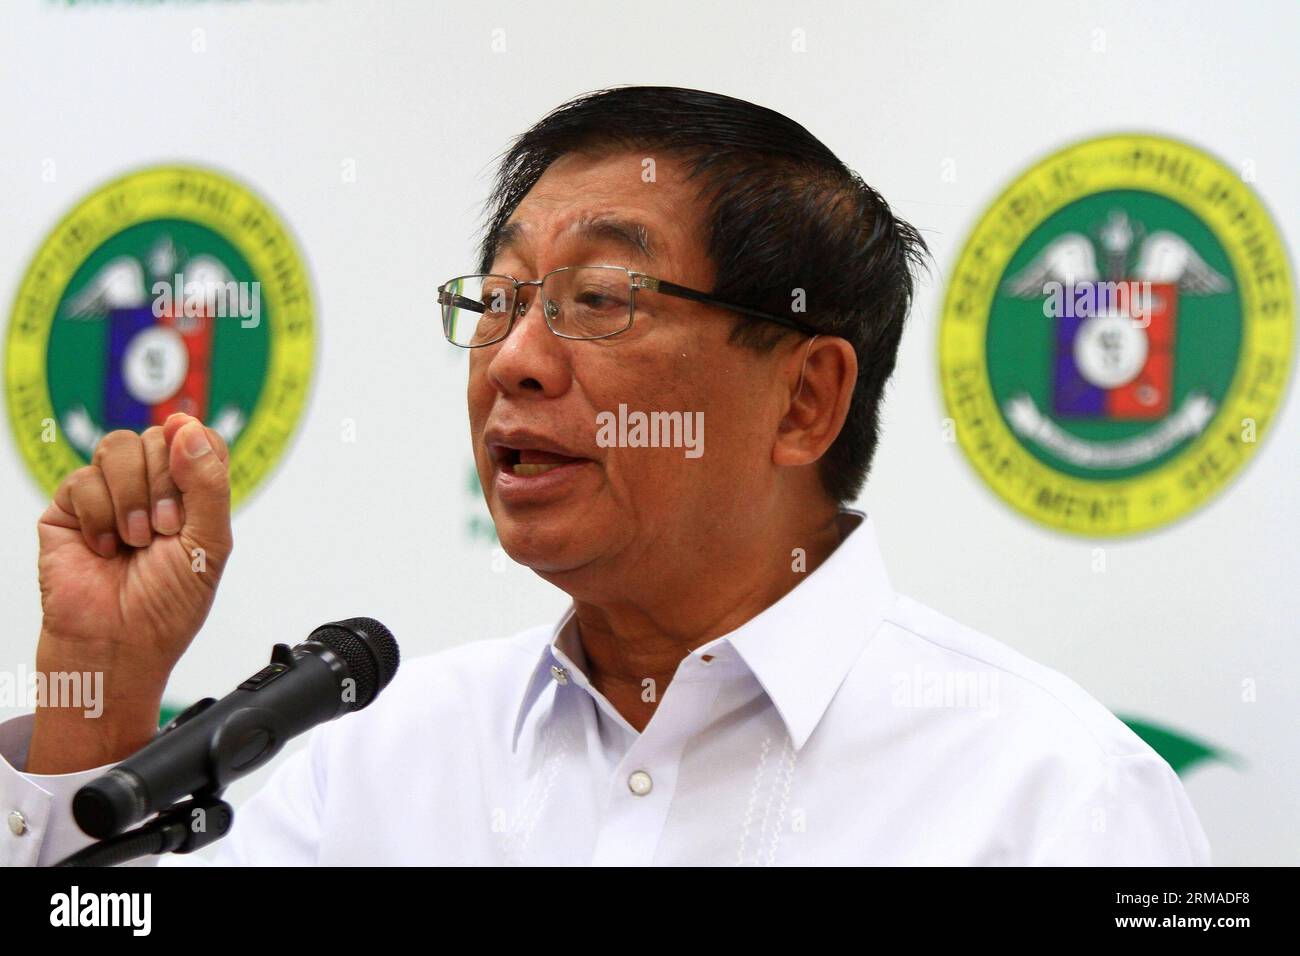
[491,509,595,575]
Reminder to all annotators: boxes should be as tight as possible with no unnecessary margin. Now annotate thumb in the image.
[168,420,233,558]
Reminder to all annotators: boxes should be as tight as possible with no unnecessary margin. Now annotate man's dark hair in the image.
[477,86,928,503]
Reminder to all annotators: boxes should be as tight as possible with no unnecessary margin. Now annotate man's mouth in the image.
[485,430,594,482]
[484,431,597,505]
[500,447,586,477]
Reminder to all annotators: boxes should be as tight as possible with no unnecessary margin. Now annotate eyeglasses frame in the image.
[436,265,820,347]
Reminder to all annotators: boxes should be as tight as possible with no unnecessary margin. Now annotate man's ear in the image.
[773,335,857,468]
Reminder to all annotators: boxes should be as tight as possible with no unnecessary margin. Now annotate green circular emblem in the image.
[6,166,315,508]
[939,134,1294,536]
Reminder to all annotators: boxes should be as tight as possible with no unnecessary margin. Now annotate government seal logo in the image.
[939,134,1293,535]
[6,166,314,508]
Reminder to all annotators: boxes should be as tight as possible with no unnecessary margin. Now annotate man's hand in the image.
[26,413,233,774]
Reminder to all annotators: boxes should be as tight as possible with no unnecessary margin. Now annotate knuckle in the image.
[104,465,146,498]
[63,465,100,493]
[93,428,138,460]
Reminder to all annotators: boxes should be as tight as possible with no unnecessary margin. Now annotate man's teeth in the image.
[511,462,566,476]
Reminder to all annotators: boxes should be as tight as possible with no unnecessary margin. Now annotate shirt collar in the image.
[511,508,896,753]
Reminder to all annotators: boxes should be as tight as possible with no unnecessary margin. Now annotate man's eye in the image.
[577,292,615,309]
[482,288,512,313]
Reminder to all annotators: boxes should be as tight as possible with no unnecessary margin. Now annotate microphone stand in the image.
[52,696,235,867]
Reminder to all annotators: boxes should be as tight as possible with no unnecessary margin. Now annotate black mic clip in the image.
[53,791,234,867]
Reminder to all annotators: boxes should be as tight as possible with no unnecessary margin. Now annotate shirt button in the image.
[550,664,569,685]
[7,810,27,837]
[627,770,653,796]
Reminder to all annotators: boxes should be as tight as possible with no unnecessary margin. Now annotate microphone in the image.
[71,617,400,840]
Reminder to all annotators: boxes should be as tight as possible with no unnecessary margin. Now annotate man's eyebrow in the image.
[493,220,526,263]
[572,215,657,262]
[491,215,658,266]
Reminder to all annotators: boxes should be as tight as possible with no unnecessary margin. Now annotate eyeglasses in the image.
[436,265,819,348]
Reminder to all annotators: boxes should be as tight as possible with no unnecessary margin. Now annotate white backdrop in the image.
[0,0,1295,865]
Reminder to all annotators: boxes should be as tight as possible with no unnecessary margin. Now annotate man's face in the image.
[467,149,788,588]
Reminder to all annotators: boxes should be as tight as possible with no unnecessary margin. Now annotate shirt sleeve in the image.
[0,712,328,867]
[0,713,147,867]
[1030,749,1212,866]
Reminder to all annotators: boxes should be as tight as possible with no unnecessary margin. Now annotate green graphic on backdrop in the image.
[986,191,1241,482]
[1118,715,1236,775]
[44,219,270,460]
[6,165,315,508]
[940,134,1294,536]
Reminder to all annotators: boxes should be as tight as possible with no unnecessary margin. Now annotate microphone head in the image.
[308,617,400,710]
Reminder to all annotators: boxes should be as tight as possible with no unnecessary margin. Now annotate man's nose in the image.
[483,289,570,396]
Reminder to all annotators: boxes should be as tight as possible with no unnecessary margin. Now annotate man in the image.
[1,87,1208,865]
